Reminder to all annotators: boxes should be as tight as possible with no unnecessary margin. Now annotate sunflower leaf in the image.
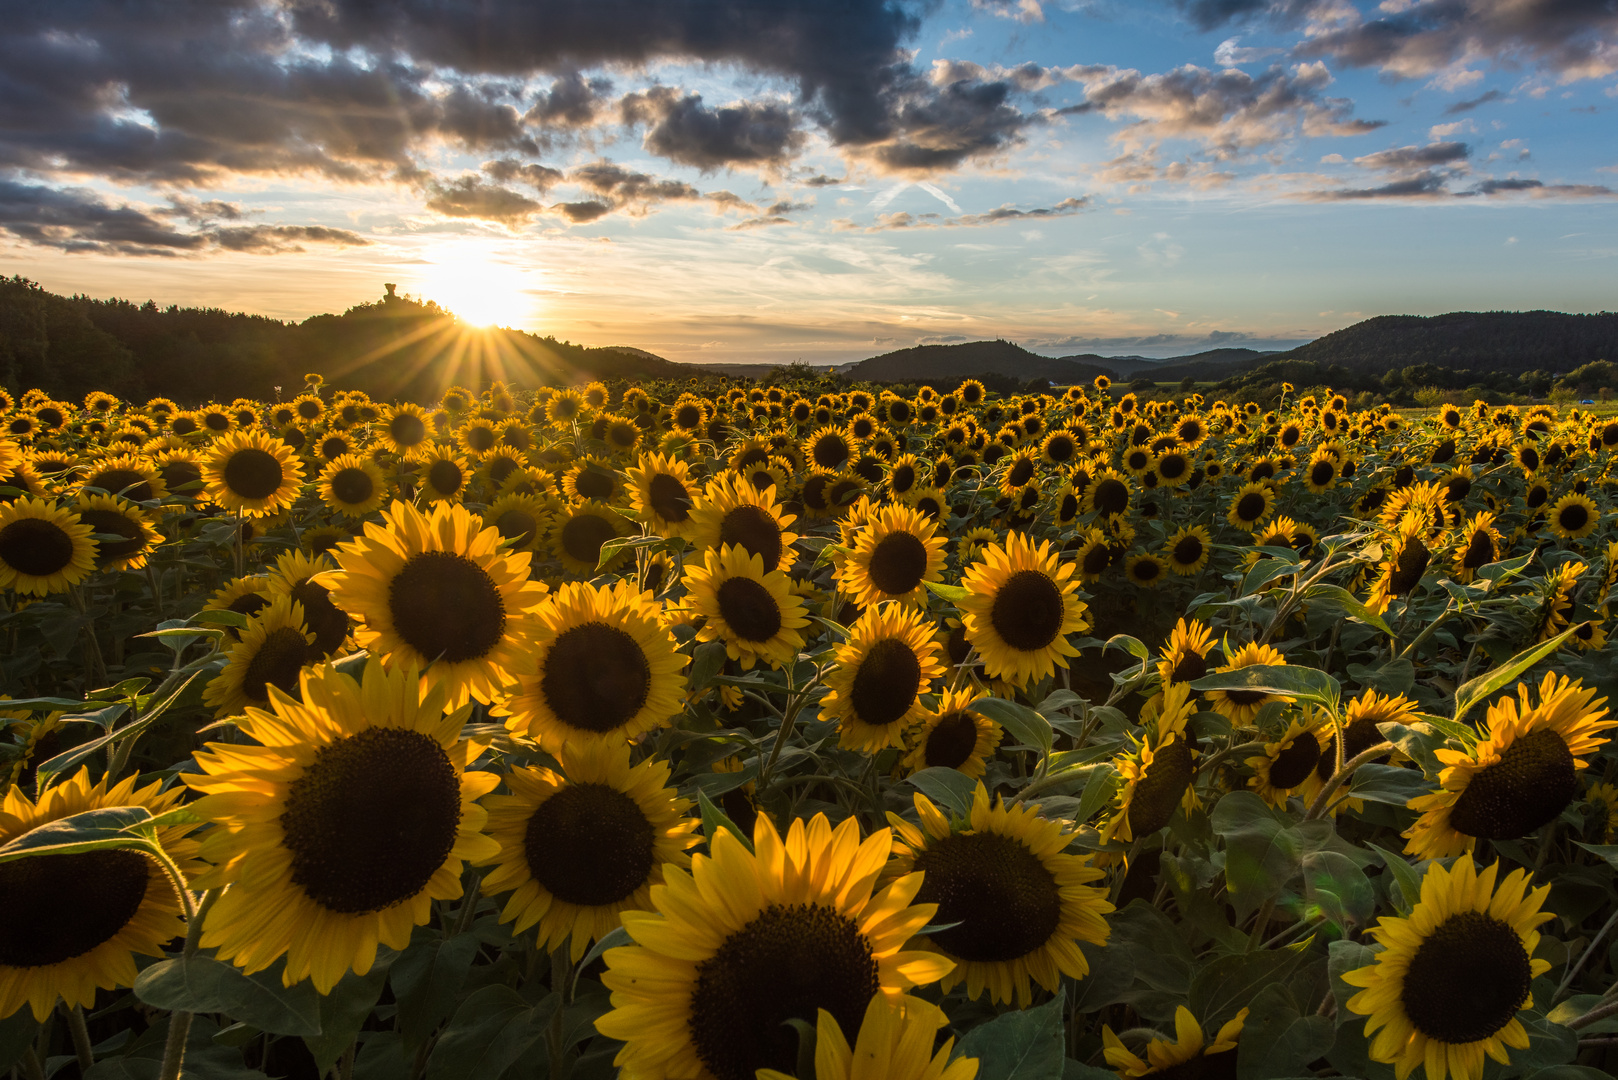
[905,767,979,819]
[1451,626,1577,726]
[970,697,1053,758]
[1303,584,1396,638]
[1234,983,1335,1080]
[0,806,156,862]
[424,984,555,1080]
[697,788,752,852]
[956,986,1066,1080]
[134,956,323,1037]
[1105,634,1149,660]
[922,579,969,603]
[1190,666,1341,713]
[1366,844,1425,915]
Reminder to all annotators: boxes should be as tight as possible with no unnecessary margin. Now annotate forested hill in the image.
[0,277,691,404]
[1277,311,1618,373]
[841,340,1116,384]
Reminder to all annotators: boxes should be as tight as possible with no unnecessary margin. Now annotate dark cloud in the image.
[844,195,1087,230]
[1298,174,1453,200]
[728,214,795,230]
[863,73,1034,174]
[525,71,614,129]
[1353,141,1470,172]
[1462,178,1614,197]
[570,161,702,205]
[621,87,804,171]
[424,175,546,224]
[0,179,366,255]
[481,160,565,192]
[553,200,613,223]
[1443,89,1503,115]
[801,174,847,186]
[957,196,1088,223]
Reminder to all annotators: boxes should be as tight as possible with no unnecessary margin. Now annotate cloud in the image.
[570,161,702,207]
[0,180,366,255]
[1293,137,1614,199]
[1214,37,1284,66]
[1352,140,1470,172]
[424,176,546,225]
[552,200,613,223]
[1462,178,1615,197]
[801,174,847,186]
[847,196,1088,230]
[525,71,614,129]
[1442,88,1505,115]
[481,160,565,192]
[621,87,804,171]
[971,0,1045,23]
[857,69,1040,174]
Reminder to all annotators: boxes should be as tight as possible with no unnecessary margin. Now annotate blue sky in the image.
[1,0,1614,363]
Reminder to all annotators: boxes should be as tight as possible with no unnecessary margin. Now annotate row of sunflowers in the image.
[0,373,1616,1080]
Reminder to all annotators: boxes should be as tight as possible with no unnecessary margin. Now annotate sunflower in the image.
[1585,780,1618,842]
[1157,618,1216,685]
[562,455,623,504]
[689,472,800,572]
[1341,857,1553,1080]
[69,491,160,572]
[416,448,469,502]
[837,503,947,608]
[484,493,549,553]
[497,580,686,754]
[1225,481,1275,531]
[1405,672,1614,859]
[0,497,98,595]
[1452,511,1500,583]
[81,454,166,503]
[1073,527,1113,585]
[0,769,203,1021]
[595,812,953,1080]
[1083,468,1133,517]
[821,605,945,753]
[1103,1006,1248,1079]
[1125,552,1167,588]
[1548,491,1599,540]
[627,452,698,538]
[758,996,979,1080]
[376,402,431,455]
[328,500,548,707]
[547,500,634,575]
[1246,718,1327,808]
[686,544,810,671]
[1203,641,1292,726]
[887,785,1112,1006]
[202,594,316,716]
[901,687,1002,779]
[957,532,1089,688]
[1367,520,1434,615]
[1101,683,1198,845]
[1534,559,1584,643]
[202,429,305,517]
[1165,525,1212,576]
[186,658,498,993]
[803,425,857,473]
[481,740,698,960]
[314,453,386,518]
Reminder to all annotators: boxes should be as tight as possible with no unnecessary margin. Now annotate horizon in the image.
[2,2,1615,366]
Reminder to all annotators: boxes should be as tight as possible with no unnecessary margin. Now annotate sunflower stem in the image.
[1396,604,1454,661]
[547,948,571,1080]
[157,1009,192,1080]
[66,1006,94,1073]
[1555,903,1618,1002]
[337,1040,356,1080]
[1567,998,1618,1031]
[452,873,482,937]
[19,1046,44,1080]
[1246,896,1277,952]
[1303,740,1394,821]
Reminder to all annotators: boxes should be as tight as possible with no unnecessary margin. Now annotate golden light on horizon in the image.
[413,241,536,328]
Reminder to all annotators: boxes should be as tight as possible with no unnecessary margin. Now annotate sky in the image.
[1,0,1616,364]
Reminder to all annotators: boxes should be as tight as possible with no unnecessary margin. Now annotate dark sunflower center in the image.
[717,576,783,642]
[297,400,322,420]
[242,626,311,702]
[560,513,618,565]
[496,509,538,548]
[1092,478,1129,516]
[1388,537,1431,596]
[1129,737,1195,837]
[390,413,427,446]
[1401,910,1531,1045]
[467,426,496,453]
[989,569,1066,652]
[1007,458,1035,487]
[0,516,76,576]
[812,435,849,469]
[1081,543,1111,575]
[1267,734,1321,790]
[324,467,371,507]
[1526,485,1548,508]
[160,461,202,492]
[227,591,271,622]
[387,551,506,664]
[1235,492,1266,522]
[689,903,878,1080]
[280,727,461,914]
[171,416,199,435]
[849,638,922,726]
[540,622,652,733]
[1449,728,1576,840]
[1159,454,1188,480]
[1059,493,1079,520]
[0,849,151,967]
[428,459,464,494]
[890,463,915,493]
[1559,503,1590,532]
[648,473,692,523]
[223,448,285,501]
[1170,651,1208,684]
[675,404,702,428]
[914,831,1061,962]
[1311,461,1334,486]
[1173,535,1205,566]
[1462,529,1494,569]
[93,468,154,502]
[524,782,655,907]
[320,437,347,460]
[924,710,984,770]
[1223,685,1270,706]
[573,468,615,501]
[718,504,782,569]
[1131,558,1162,583]
[867,530,929,596]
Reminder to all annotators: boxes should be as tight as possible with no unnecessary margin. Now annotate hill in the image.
[841,340,1116,385]
[1051,347,1272,379]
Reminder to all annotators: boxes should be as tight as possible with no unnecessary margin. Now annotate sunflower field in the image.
[2,374,1618,1080]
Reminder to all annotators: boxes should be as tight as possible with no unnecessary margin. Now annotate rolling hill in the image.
[839,340,1117,385]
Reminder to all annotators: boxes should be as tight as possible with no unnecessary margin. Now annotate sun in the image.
[415,242,535,328]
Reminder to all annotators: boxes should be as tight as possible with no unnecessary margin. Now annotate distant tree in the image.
[1023,376,1052,394]
[1179,375,1197,391]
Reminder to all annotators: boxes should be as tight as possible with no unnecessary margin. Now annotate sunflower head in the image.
[958,532,1089,688]
[822,604,946,753]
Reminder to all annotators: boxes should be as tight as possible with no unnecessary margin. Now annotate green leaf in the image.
[1523,1069,1618,1080]
[1302,584,1395,637]
[922,580,969,602]
[1367,844,1425,915]
[1068,939,1136,1014]
[575,926,632,981]
[1326,940,1378,1029]
[391,934,481,1050]
[192,608,249,629]
[134,956,323,1037]
[1189,942,1311,1032]
[304,956,393,1074]
[688,640,728,691]
[1210,792,1302,920]
[424,984,555,1080]
[971,696,1053,758]
[0,1009,37,1073]
[1574,842,1618,871]
[1234,983,1334,1080]
[905,767,979,819]
[0,806,156,863]
[1452,627,1577,726]
[1243,557,1299,596]
[0,696,89,713]
[1514,1012,1578,1070]
[1190,665,1341,712]
[1375,722,1446,778]
[956,987,1066,1080]
[698,788,752,851]
[1105,635,1149,660]
[1346,657,1415,696]
[1347,764,1432,808]
[1076,764,1120,823]
[596,533,665,569]
[1302,850,1375,931]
